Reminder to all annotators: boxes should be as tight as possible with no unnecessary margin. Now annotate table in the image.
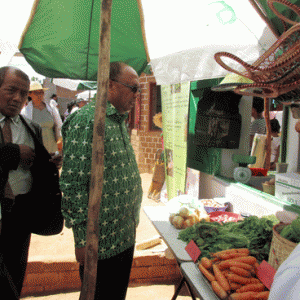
[181,262,219,300]
[144,206,192,263]
[144,206,218,300]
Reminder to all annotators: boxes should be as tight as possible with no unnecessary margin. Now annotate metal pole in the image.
[264,97,271,170]
[79,0,112,299]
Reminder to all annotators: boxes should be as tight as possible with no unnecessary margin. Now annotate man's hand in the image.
[49,152,63,169]
[19,145,35,169]
[75,247,86,265]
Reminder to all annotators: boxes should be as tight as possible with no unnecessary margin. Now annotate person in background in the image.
[249,96,266,149]
[68,100,79,114]
[76,98,88,109]
[50,94,59,110]
[269,118,281,170]
[60,62,142,300]
[25,96,32,107]
[21,83,63,154]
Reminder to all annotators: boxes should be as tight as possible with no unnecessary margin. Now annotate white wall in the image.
[285,108,300,173]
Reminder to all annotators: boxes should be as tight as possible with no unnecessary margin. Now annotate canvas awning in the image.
[18,0,149,79]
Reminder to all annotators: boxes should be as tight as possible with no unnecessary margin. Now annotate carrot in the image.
[219,252,249,260]
[254,291,269,300]
[231,256,257,265]
[229,281,242,291]
[201,257,212,269]
[230,267,251,278]
[236,248,250,255]
[213,264,231,292]
[229,291,257,300]
[227,273,253,285]
[211,280,228,300]
[213,248,249,257]
[212,249,238,257]
[249,266,256,276]
[236,283,265,293]
[219,260,253,270]
[249,278,261,284]
[212,257,220,263]
[222,269,230,278]
[198,263,216,282]
[254,262,260,275]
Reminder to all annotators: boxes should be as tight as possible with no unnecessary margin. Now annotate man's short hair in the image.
[0,66,30,88]
[51,94,57,98]
[252,97,264,114]
[109,62,128,81]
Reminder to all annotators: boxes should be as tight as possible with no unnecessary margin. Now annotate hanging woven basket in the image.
[214,0,300,101]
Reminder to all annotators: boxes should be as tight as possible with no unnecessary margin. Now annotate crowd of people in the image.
[0,63,298,300]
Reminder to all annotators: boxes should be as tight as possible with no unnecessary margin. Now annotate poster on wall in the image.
[161,82,190,200]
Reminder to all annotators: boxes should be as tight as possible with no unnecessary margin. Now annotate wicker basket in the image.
[214,0,300,100]
[268,223,298,270]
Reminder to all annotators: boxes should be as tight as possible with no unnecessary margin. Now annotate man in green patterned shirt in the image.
[60,62,143,299]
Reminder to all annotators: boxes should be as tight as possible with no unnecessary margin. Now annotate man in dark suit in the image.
[0,66,62,299]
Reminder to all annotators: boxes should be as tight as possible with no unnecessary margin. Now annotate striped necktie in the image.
[2,117,15,199]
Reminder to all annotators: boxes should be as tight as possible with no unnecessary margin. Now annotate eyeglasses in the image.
[111,79,141,94]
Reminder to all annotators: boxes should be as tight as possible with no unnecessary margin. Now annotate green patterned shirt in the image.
[60,101,142,259]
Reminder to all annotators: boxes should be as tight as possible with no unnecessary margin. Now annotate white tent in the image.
[76,90,97,100]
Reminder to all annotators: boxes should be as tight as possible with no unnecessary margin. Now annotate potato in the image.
[172,216,185,229]
[169,213,177,224]
[183,218,194,229]
[188,213,200,224]
[179,206,190,218]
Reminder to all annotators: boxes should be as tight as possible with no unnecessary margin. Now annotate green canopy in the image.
[19,0,149,79]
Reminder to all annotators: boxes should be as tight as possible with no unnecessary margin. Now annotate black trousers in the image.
[79,245,135,300]
[0,195,32,299]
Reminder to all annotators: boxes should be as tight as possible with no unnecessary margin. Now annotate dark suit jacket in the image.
[0,115,63,235]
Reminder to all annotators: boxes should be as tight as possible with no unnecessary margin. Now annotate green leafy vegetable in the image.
[178,216,275,262]
[279,216,300,243]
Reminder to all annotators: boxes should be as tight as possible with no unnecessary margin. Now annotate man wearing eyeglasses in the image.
[60,62,142,300]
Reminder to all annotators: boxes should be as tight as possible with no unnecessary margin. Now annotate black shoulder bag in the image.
[20,116,64,236]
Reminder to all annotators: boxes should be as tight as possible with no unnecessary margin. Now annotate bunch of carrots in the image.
[198,248,270,300]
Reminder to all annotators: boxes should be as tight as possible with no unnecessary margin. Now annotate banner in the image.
[161,82,190,200]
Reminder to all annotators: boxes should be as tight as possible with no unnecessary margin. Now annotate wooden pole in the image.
[264,97,271,170]
[79,0,112,299]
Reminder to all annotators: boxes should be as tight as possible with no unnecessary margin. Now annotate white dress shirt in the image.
[0,113,34,196]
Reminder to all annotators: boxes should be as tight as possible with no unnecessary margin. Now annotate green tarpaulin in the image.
[19,0,149,79]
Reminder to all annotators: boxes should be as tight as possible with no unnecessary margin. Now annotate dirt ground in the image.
[21,173,196,299]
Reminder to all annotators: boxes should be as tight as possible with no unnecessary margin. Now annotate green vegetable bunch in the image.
[280,216,300,243]
[178,215,278,262]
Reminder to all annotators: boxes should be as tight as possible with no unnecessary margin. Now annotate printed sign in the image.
[256,260,276,290]
[185,240,201,262]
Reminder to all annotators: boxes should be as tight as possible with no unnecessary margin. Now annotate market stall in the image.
[144,194,300,299]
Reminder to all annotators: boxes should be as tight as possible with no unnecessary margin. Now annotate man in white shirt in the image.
[49,94,59,109]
